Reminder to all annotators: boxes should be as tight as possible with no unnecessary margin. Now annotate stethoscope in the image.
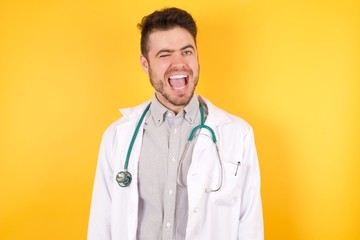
[116,101,223,193]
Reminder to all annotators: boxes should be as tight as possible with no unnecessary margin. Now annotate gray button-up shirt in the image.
[137,94,201,240]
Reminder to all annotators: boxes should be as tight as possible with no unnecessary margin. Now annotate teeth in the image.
[174,86,186,90]
[169,75,187,79]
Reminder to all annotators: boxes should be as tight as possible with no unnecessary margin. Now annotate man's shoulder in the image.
[222,108,251,127]
[102,100,151,137]
[218,108,253,136]
[202,96,252,131]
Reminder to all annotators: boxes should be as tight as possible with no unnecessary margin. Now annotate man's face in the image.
[140,27,199,112]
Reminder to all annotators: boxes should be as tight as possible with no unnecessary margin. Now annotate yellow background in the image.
[1,0,359,239]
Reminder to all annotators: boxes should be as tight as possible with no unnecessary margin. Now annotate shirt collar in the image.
[183,94,199,124]
[148,95,168,127]
[148,94,199,127]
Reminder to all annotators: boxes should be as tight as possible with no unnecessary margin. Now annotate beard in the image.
[149,67,199,107]
[152,80,196,106]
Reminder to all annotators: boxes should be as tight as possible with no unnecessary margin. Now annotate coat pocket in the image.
[211,160,242,206]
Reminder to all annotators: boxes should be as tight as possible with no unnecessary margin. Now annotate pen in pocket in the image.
[235,161,241,176]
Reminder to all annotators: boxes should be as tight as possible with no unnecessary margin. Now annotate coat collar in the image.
[119,100,151,120]
[119,96,231,127]
[198,96,231,127]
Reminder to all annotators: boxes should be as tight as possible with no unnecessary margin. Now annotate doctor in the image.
[88,7,263,240]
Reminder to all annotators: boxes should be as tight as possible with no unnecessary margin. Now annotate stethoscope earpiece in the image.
[116,171,132,187]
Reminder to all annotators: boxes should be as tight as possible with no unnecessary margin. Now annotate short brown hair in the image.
[138,7,197,57]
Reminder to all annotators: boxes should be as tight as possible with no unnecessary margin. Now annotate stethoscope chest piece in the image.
[116,171,132,187]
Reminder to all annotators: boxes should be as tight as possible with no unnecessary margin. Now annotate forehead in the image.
[147,27,196,54]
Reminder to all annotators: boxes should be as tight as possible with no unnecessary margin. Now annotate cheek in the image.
[190,62,200,74]
[188,57,199,70]
[150,61,169,77]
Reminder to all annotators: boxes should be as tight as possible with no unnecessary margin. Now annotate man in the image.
[88,7,263,240]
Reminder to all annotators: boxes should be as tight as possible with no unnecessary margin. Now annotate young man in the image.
[88,7,263,240]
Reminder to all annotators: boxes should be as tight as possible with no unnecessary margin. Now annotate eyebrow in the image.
[181,44,195,51]
[155,44,196,57]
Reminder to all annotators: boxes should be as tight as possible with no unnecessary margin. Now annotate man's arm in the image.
[238,127,264,240]
[88,128,114,240]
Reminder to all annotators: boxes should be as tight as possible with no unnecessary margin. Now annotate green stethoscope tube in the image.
[124,103,151,170]
[188,102,217,143]
[116,101,222,192]
[115,103,151,187]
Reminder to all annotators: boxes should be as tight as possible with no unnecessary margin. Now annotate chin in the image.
[168,93,193,106]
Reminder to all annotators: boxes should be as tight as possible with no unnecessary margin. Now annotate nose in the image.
[171,51,187,68]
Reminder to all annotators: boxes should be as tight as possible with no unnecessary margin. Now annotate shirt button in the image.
[193,208,199,213]
[167,112,173,117]
[171,157,176,162]
[174,128,177,134]
[166,222,171,228]
[168,190,174,195]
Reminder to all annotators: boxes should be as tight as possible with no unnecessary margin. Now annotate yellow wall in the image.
[0,0,359,239]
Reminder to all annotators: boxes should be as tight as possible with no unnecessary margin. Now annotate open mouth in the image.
[168,74,189,91]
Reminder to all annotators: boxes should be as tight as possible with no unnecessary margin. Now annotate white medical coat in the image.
[88,96,263,240]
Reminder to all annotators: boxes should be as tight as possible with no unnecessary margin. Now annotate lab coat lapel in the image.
[186,97,231,224]
[112,101,150,239]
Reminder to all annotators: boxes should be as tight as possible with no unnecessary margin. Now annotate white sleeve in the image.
[87,127,114,240]
[238,127,264,240]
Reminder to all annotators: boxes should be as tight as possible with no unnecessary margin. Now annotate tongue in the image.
[169,78,186,88]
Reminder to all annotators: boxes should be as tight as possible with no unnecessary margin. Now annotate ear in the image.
[140,55,149,74]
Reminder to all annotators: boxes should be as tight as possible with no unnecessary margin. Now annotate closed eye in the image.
[156,49,173,58]
[159,54,170,58]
